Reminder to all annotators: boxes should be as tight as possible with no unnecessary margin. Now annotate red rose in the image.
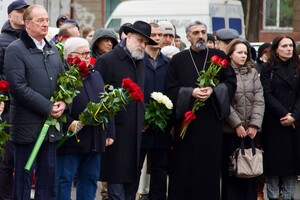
[0,80,10,93]
[56,36,69,43]
[67,56,74,65]
[221,59,228,68]
[90,57,96,66]
[73,57,81,65]
[210,55,219,63]
[216,57,223,66]
[78,61,89,78]
[122,78,144,102]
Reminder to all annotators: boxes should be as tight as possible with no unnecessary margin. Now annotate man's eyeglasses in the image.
[71,51,91,58]
[27,18,50,24]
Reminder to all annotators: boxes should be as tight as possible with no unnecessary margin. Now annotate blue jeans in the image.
[56,152,100,200]
[266,175,297,199]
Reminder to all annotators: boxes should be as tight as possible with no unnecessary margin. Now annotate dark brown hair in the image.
[269,35,300,67]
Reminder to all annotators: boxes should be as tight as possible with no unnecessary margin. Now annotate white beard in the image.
[131,49,145,60]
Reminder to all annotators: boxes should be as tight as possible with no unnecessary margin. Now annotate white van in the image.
[104,0,245,46]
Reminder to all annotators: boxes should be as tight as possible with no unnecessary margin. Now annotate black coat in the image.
[142,52,171,149]
[4,30,64,144]
[165,48,236,200]
[57,69,114,154]
[0,21,22,79]
[0,21,22,126]
[260,60,300,175]
[94,42,145,183]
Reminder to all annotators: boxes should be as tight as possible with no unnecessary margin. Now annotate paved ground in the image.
[32,180,300,199]
[71,181,103,200]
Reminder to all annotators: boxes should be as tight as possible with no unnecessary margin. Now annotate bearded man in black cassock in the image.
[165,21,236,200]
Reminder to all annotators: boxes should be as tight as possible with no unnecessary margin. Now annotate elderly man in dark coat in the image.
[4,5,66,200]
[0,1,29,199]
[94,21,157,200]
[165,21,236,200]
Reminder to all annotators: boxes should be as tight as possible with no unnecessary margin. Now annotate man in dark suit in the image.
[138,22,171,200]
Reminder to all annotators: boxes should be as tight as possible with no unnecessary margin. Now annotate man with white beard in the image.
[165,21,237,200]
[94,21,158,200]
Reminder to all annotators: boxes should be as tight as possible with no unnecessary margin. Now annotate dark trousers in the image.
[139,148,168,200]
[108,182,138,200]
[13,141,57,200]
[221,135,258,200]
[0,140,14,200]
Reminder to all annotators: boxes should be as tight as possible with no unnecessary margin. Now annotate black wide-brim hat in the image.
[122,21,158,45]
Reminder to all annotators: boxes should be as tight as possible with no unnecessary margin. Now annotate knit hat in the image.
[207,33,215,44]
[257,42,271,58]
[158,21,175,37]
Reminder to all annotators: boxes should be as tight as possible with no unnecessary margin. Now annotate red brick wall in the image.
[258,0,300,42]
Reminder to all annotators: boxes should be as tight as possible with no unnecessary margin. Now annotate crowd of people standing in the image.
[1,1,300,200]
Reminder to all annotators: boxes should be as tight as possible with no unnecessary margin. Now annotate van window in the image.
[106,18,121,32]
[212,17,225,32]
[229,18,242,34]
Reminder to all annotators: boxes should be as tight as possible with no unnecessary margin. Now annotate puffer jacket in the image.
[0,21,23,79]
[90,28,118,58]
[4,30,64,144]
[224,66,265,133]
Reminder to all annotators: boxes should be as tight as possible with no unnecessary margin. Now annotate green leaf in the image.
[51,118,57,125]
[55,122,60,131]
[60,114,66,123]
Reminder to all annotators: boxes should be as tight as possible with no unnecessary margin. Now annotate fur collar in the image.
[20,29,52,50]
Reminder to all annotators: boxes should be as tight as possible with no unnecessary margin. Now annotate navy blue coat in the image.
[4,30,64,144]
[57,69,114,154]
[0,21,22,79]
[142,52,171,149]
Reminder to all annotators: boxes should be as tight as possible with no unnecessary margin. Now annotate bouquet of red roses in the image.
[55,35,69,61]
[25,56,89,171]
[57,77,144,147]
[0,80,10,158]
[180,55,228,139]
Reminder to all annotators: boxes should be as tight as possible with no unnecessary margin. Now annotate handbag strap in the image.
[240,138,256,155]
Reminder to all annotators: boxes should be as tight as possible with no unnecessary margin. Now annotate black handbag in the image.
[229,139,263,178]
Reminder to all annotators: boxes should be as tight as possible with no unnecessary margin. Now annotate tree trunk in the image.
[240,0,260,42]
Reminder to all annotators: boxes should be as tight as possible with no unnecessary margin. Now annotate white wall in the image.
[0,0,13,29]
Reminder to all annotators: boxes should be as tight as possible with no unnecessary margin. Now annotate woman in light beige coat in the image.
[221,38,265,200]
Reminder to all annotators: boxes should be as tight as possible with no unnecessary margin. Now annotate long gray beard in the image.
[131,50,145,60]
[194,41,207,51]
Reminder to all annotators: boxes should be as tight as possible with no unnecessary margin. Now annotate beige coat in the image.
[224,66,265,133]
